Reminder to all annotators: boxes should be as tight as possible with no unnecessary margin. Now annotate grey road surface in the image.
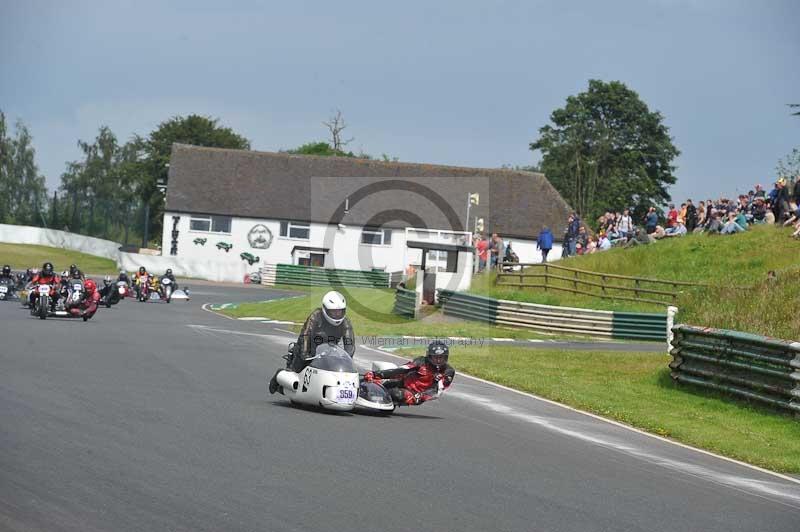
[1,283,798,532]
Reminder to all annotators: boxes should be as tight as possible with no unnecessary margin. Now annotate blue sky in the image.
[1,0,798,202]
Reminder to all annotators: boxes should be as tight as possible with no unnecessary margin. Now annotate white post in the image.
[414,269,424,318]
[465,193,471,234]
[667,306,678,352]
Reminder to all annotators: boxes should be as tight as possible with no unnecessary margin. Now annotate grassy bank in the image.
[415,345,800,473]
[473,225,800,339]
[0,243,118,275]
[221,286,552,340]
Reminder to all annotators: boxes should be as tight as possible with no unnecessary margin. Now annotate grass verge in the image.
[472,225,800,339]
[415,345,800,473]
[221,286,556,340]
[0,243,118,275]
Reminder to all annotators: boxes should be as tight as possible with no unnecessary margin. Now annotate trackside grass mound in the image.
[473,225,800,339]
[0,243,118,275]
[221,287,551,340]
[410,345,800,473]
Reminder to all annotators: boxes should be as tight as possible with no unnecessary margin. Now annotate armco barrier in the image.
[438,289,667,341]
[259,264,390,288]
[393,287,418,318]
[0,223,249,283]
[669,325,800,414]
[0,223,122,260]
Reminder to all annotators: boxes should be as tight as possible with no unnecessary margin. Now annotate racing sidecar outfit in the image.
[68,289,100,319]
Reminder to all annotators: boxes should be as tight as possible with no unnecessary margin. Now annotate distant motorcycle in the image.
[99,278,121,307]
[136,274,150,302]
[0,277,17,301]
[65,279,85,307]
[160,277,174,303]
[117,280,133,299]
[31,284,54,320]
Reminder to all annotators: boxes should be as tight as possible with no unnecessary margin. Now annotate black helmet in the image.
[42,262,54,276]
[2,265,10,276]
[69,264,78,274]
[166,268,173,276]
[138,266,146,274]
[425,341,449,370]
[72,269,82,279]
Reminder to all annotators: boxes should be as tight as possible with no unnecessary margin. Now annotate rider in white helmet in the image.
[269,290,355,394]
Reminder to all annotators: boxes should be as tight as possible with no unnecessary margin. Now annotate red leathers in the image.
[367,355,455,406]
[29,269,60,308]
[69,279,100,319]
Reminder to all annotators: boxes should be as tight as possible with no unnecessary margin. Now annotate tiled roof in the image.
[165,144,572,239]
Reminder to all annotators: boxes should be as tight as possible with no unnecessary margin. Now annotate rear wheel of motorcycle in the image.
[82,315,88,322]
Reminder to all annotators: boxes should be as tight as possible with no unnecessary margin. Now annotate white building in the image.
[162,145,570,287]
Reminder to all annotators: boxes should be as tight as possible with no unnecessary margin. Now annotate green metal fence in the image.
[669,324,800,415]
[260,264,390,288]
[438,289,667,341]
[393,287,418,318]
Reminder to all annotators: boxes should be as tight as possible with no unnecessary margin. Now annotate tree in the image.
[139,114,250,245]
[322,110,353,153]
[284,141,372,159]
[530,80,680,222]
[776,148,800,179]
[0,110,48,226]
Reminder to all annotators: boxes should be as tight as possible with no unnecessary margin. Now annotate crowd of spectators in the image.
[556,176,800,259]
[474,233,515,272]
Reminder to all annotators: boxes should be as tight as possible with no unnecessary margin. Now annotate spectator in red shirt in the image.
[475,234,489,272]
[666,204,678,228]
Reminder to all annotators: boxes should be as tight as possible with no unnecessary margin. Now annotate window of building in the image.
[361,227,392,245]
[279,221,310,240]
[189,215,232,233]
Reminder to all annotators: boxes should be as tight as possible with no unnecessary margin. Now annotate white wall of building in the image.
[162,212,471,273]
[162,213,481,289]
[507,239,564,264]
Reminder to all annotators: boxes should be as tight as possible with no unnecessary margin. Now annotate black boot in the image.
[268,369,282,394]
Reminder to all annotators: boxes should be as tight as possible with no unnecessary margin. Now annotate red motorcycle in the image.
[136,275,150,302]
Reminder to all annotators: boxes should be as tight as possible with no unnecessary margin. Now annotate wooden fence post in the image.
[544,264,548,292]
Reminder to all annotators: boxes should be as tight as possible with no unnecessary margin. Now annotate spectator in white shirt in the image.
[618,209,633,239]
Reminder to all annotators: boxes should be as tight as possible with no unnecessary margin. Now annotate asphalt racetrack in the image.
[1,283,799,532]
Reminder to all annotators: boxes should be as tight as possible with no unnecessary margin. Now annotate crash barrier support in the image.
[437,289,668,341]
[496,262,713,307]
[392,287,419,318]
[259,263,390,288]
[669,325,800,415]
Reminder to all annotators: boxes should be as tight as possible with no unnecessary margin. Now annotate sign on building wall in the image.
[247,224,273,249]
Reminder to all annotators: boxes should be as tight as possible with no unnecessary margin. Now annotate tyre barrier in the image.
[392,287,418,318]
[259,264,389,288]
[669,324,800,415]
[437,289,667,341]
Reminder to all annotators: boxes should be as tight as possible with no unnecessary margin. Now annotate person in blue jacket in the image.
[537,226,554,262]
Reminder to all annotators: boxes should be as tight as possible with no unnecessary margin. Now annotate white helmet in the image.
[321,290,346,326]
